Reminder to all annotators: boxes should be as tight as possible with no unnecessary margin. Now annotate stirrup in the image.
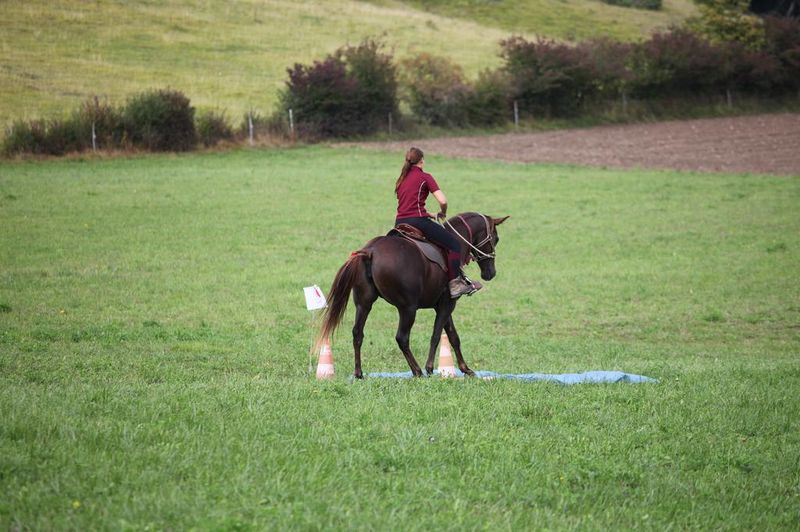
[449,276,482,299]
[462,275,482,296]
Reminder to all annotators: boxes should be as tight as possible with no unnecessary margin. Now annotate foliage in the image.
[2,120,48,156]
[238,110,287,140]
[762,15,800,91]
[278,39,398,138]
[197,110,234,147]
[577,38,635,98]
[628,29,726,98]
[122,89,197,151]
[400,53,472,127]
[2,98,123,156]
[465,68,513,126]
[77,97,124,150]
[336,39,399,133]
[689,0,767,49]
[500,37,596,118]
[716,41,784,92]
[400,54,511,127]
[279,57,359,138]
[749,0,800,17]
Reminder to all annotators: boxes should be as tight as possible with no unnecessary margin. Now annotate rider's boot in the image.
[449,275,482,299]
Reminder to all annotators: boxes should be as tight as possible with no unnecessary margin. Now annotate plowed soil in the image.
[354,113,800,176]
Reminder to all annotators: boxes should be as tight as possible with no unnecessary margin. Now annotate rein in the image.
[444,214,496,263]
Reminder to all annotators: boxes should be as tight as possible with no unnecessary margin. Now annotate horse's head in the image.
[450,213,510,281]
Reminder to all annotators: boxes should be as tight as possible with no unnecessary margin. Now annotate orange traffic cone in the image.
[438,331,456,378]
[316,338,335,380]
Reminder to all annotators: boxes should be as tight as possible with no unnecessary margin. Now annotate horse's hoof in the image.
[425,367,434,376]
[463,369,476,377]
[354,371,364,379]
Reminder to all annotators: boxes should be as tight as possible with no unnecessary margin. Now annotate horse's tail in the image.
[315,250,370,352]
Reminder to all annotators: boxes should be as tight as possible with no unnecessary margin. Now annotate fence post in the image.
[726,88,733,108]
[91,122,97,153]
[289,108,295,142]
[388,113,393,136]
[248,111,254,146]
[513,100,519,129]
[622,91,629,115]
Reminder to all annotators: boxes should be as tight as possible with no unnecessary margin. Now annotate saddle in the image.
[388,224,448,272]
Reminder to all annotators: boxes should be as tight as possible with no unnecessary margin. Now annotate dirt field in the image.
[354,113,800,176]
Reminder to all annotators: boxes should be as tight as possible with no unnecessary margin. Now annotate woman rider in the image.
[394,147,481,299]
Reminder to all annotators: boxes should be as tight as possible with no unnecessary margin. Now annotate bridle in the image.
[443,214,496,263]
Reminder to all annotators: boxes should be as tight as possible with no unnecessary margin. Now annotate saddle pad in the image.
[413,240,447,271]
[387,228,447,272]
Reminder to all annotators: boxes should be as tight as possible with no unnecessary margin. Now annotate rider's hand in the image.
[436,212,446,222]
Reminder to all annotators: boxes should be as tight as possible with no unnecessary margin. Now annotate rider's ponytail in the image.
[395,147,424,193]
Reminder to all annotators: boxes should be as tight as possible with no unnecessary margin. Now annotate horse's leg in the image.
[425,298,456,375]
[396,306,423,377]
[444,317,475,377]
[352,282,378,380]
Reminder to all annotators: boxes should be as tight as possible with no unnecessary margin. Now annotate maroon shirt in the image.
[396,166,440,220]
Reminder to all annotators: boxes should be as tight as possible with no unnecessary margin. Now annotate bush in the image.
[3,120,46,156]
[76,97,123,150]
[1,99,122,156]
[123,89,196,151]
[500,36,596,118]
[337,38,399,133]
[400,53,472,127]
[762,15,800,92]
[3,117,76,157]
[40,116,85,155]
[278,38,398,138]
[716,41,782,94]
[629,29,726,98]
[197,110,234,147]
[238,110,287,141]
[578,38,634,99]
[280,56,358,138]
[465,69,512,127]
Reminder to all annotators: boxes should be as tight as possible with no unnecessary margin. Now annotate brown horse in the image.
[317,212,509,378]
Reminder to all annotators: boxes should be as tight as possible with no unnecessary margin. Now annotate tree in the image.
[690,0,767,49]
[749,0,800,18]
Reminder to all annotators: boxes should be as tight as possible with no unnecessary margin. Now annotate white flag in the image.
[303,285,327,311]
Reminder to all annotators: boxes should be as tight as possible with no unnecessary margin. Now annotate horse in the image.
[317,212,509,378]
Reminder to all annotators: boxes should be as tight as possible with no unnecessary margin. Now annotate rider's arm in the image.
[432,189,448,219]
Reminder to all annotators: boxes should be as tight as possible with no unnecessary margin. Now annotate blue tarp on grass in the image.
[367,369,657,384]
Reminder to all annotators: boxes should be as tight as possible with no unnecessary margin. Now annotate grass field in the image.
[368,0,696,41]
[0,0,696,130]
[1,147,799,529]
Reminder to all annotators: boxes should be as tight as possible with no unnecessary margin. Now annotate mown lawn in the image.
[1,147,798,529]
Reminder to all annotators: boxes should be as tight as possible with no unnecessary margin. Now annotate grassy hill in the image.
[0,0,696,130]
[368,0,697,41]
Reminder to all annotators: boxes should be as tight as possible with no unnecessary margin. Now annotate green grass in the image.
[0,0,695,131]
[368,0,696,41]
[1,147,799,529]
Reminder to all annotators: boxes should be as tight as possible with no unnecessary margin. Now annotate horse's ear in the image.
[493,216,510,226]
